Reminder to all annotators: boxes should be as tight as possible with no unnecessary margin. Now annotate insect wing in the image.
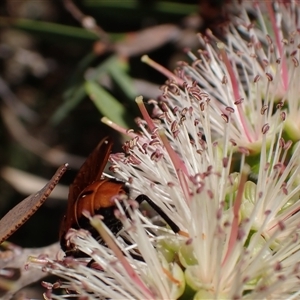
[60,137,113,242]
[68,137,113,203]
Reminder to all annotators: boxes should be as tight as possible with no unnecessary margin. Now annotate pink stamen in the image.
[141,55,185,86]
[101,117,137,139]
[135,96,156,132]
[159,130,191,203]
[265,2,288,90]
[268,202,300,232]
[90,216,154,298]
[222,166,249,267]
[218,43,253,142]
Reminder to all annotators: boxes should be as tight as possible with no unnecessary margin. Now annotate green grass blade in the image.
[85,81,134,129]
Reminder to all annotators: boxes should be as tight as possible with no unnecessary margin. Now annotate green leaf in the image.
[50,84,86,125]
[107,58,137,100]
[83,0,196,16]
[85,81,134,129]
[0,17,98,42]
[50,55,134,126]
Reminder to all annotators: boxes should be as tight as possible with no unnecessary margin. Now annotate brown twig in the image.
[1,105,84,169]
[63,0,110,43]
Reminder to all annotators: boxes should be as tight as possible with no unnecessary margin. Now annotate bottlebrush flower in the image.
[29,2,300,299]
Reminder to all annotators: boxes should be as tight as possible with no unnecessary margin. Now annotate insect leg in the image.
[135,194,180,234]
